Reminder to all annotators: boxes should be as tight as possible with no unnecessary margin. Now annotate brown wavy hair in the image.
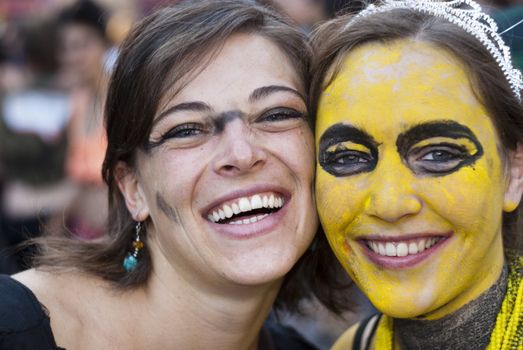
[30,0,313,312]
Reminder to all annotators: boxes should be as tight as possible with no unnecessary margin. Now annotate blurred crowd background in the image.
[0,0,521,348]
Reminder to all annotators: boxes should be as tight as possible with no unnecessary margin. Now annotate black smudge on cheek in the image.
[156,192,179,223]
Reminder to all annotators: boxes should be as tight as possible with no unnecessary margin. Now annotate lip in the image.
[202,184,291,240]
[356,232,452,269]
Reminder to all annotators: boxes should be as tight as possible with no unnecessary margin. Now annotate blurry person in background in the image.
[0,16,75,273]
[256,0,328,32]
[57,0,112,239]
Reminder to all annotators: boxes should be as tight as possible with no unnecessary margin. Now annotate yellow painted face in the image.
[315,40,509,319]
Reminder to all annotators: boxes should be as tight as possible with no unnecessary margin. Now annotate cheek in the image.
[316,171,367,249]
[274,127,316,181]
[420,158,506,232]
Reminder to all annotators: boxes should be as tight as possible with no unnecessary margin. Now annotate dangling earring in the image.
[123,221,144,272]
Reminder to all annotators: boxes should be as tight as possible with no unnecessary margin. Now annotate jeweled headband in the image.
[345,0,523,100]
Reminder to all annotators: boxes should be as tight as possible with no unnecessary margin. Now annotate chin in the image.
[222,250,298,287]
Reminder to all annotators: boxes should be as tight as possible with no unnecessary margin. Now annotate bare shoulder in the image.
[13,268,86,307]
[331,322,359,350]
[12,269,111,348]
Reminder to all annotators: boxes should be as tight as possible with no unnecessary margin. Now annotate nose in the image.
[365,166,422,223]
[212,119,267,176]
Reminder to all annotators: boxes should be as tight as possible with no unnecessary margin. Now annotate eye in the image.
[162,123,206,139]
[146,122,209,150]
[421,149,459,162]
[321,148,376,177]
[256,107,307,131]
[408,144,470,174]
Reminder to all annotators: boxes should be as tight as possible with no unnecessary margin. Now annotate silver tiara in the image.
[346,0,523,100]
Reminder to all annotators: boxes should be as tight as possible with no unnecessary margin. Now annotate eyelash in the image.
[161,123,206,140]
[408,143,470,174]
[257,108,306,123]
[321,147,376,176]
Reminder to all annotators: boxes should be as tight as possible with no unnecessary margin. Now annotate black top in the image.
[0,275,317,350]
[0,275,62,350]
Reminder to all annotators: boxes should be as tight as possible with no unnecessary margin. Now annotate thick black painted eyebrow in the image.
[319,123,379,150]
[153,101,212,127]
[396,120,482,156]
[248,85,304,104]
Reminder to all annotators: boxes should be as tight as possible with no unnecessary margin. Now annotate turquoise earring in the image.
[123,222,144,272]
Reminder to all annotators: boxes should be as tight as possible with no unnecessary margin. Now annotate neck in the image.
[123,267,281,350]
[394,264,508,349]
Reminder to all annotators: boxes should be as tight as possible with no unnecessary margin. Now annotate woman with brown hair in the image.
[309,0,523,348]
[0,1,319,349]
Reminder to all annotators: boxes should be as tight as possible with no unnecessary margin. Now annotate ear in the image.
[503,143,523,212]
[115,161,150,221]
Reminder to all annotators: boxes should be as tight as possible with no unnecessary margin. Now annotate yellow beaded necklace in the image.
[374,256,523,350]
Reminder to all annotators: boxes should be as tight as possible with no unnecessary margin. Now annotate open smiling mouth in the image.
[207,193,285,225]
[364,236,446,257]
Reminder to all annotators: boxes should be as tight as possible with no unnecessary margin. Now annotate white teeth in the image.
[418,240,426,253]
[223,205,233,218]
[239,198,251,212]
[385,243,396,257]
[232,203,240,215]
[207,193,285,223]
[397,243,408,257]
[408,242,418,255]
[251,195,263,209]
[368,238,442,257]
[268,195,275,208]
[378,243,386,256]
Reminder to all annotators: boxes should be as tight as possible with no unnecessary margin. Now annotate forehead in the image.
[158,33,302,114]
[316,40,493,138]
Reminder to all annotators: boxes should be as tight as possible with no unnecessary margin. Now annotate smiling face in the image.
[119,33,317,289]
[315,40,517,319]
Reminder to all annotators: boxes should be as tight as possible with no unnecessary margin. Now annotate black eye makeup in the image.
[397,121,483,176]
[146,121,211,150]
[319,124,379,177]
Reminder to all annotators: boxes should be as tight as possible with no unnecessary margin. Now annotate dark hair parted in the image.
[307,5,523,313]
[31,0,312,311]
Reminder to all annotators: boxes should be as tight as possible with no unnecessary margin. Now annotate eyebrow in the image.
[153,101,212,127]
[248,85,305,103]
[319,123,379,150]
[152,85,303,127]
[396,120,482,156]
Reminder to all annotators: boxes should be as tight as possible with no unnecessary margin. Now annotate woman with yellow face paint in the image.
[306,0,523,349]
